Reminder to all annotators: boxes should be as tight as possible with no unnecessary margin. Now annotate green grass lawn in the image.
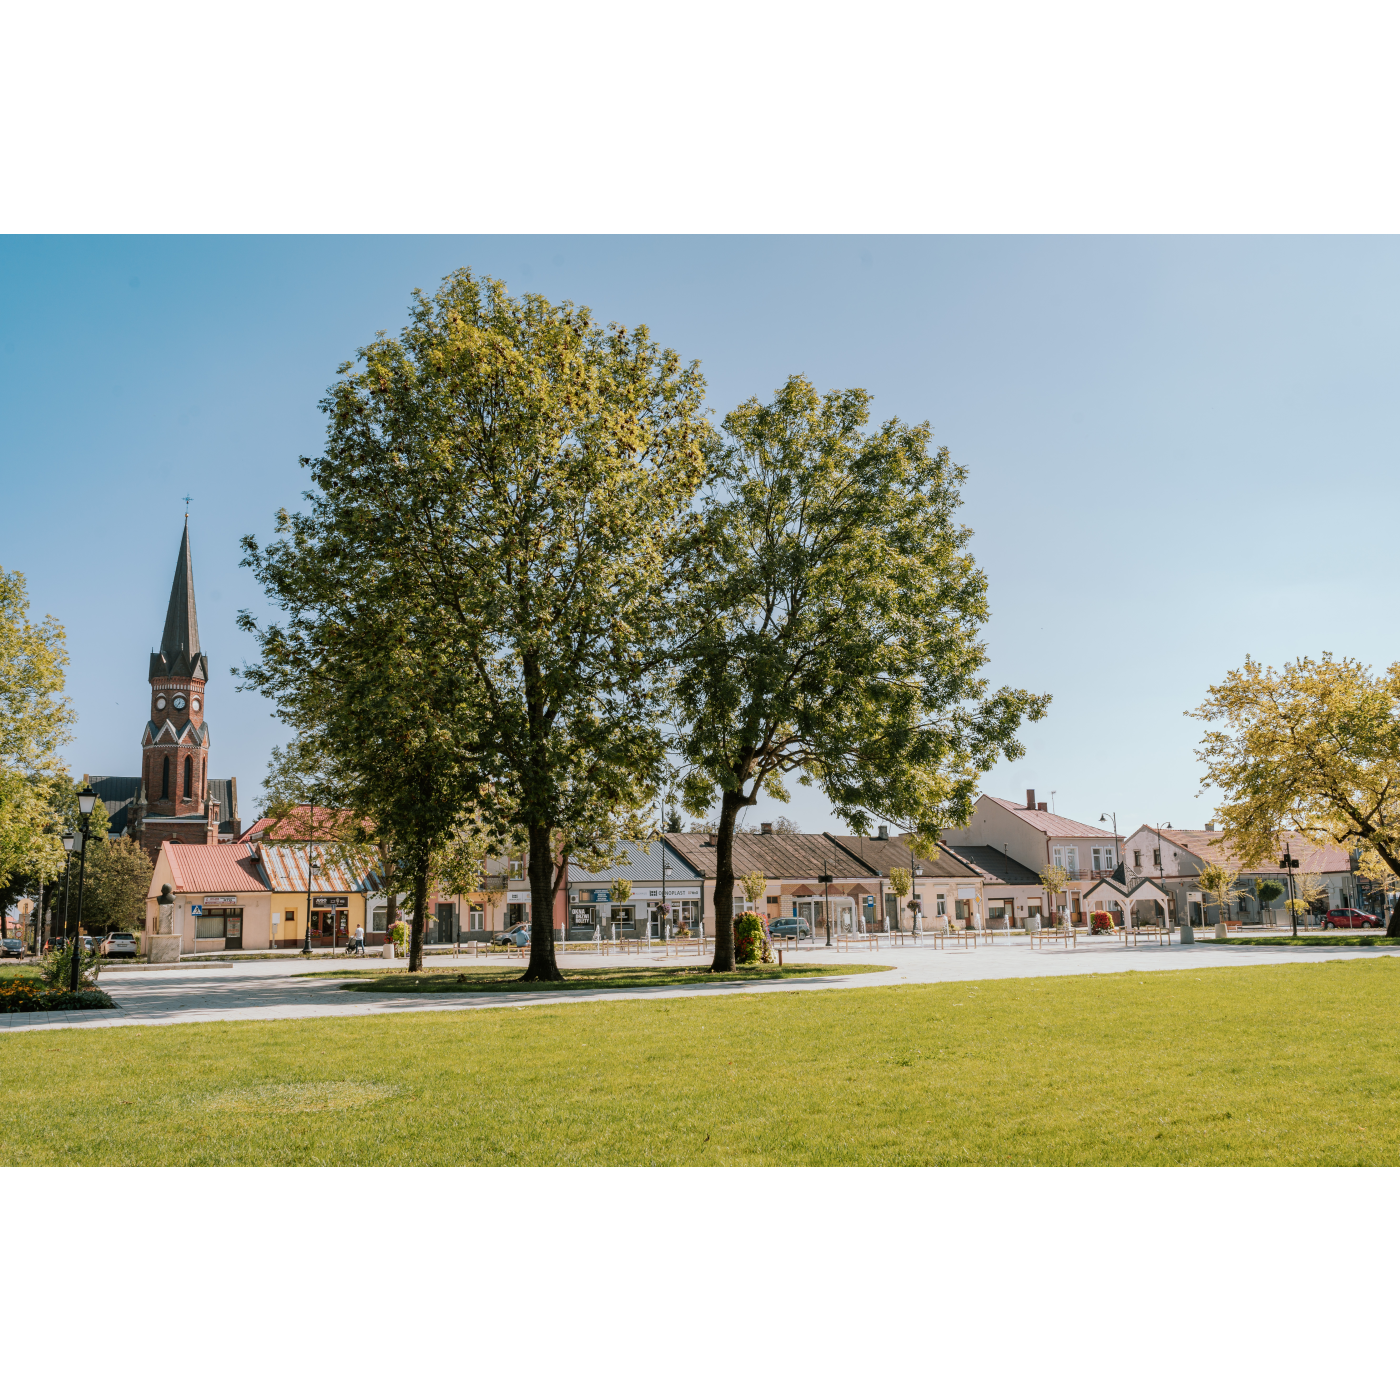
[2,958,1397,1165]
[294,962,890,994]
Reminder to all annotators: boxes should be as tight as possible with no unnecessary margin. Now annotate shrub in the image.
[733,912,774,965]
[1089,911,1115,935]
[39,939,103,989]
[389,920,410,953]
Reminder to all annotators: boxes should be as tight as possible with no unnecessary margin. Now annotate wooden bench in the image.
[1031,924,1077,949]
[932,923,978,950]
[837,926,880,952]
[1125,925,1171,946]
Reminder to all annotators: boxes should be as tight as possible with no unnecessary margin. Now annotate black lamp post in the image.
[58,833,76,956]
[821,856,833,947]
[68,785,98,993]
[1281,843,1301,937]
[304,856,320,956]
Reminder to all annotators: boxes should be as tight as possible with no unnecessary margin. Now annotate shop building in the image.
[565,842,705,940]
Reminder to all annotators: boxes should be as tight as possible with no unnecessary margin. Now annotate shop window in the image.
[372,908,386,932]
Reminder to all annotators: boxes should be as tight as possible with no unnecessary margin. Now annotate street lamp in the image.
[304,855,321,957]
[68,785,98,993]
[59,832,76,956]
[1099,812,1120,869]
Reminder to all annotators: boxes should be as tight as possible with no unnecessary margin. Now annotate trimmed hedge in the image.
[0,982,116,1014]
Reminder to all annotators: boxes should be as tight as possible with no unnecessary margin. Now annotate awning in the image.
[788,885,816,898]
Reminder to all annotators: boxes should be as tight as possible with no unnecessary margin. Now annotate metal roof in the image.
[944,845,1042,886]
[664,832,875,881]
[567,839,704,884]
[255,842,383,894]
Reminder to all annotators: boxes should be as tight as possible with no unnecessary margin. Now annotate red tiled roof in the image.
[237,805,369,844]
[160,842,269,894]
[984,796,1115,840]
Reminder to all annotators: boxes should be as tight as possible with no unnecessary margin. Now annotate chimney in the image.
[1037,802,1048,812]
[760,822,773,835]
[877,824,889,840]
[1026,789,1036,810]
[1205,822,1214,831]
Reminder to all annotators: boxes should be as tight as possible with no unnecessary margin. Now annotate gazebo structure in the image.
[1081,874,1173,930]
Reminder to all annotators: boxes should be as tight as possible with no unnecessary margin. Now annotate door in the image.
[224,912,243,950]
[885,893,899,930]
[435,903,456,942]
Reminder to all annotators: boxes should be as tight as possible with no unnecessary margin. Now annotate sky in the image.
[3,235,1397,842]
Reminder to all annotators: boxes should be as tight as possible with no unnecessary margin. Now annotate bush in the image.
[1089,911,1115,935]
[733,912,774,965]
[389,920,410,953]
[39,939,103,989]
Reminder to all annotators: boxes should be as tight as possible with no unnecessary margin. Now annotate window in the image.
[468,907,484,932]
[1133,849,1143,869]
[610,904,635,928]
[1052,846,1065,869]
[161,756,170,799]
[1153,847,1162,868]
[372,908,386,932]
[936,893,947,916]
[283,909,296,923]
[766,895,780,906]
[509,859,523,878]
[184,755,193,799]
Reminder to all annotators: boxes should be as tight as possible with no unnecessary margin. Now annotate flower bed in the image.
[0,981,116,1014]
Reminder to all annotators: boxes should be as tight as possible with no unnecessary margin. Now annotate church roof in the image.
[150,521,208,680]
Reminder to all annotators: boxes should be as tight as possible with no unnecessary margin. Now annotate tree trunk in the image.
[408,860,429,972]
[522,823,563,981]
[710,789,747,973]
[1387,899,1400,937]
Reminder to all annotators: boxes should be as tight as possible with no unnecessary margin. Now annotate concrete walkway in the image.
[2,935,1397,1035]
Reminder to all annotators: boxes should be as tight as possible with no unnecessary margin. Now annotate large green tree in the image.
[675,376,1049,971]
[0,570,73,893]
[82,835,153,931]
[243,271,709,981]
[1192,652,1400,935]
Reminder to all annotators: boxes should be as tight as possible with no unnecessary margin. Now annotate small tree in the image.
[771,815,801,834]
[740,870,767,911]
[1196,861,1237,926]
[887,866,911,930]
[1253,877,1285,926]
[1292,870,1326,925]
[1039,863,1069,926]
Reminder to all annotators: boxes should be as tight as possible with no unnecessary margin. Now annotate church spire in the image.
[161,518,200,659]
[150,519,208,681]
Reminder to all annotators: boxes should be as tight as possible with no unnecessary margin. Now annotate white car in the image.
[101,931,139,958]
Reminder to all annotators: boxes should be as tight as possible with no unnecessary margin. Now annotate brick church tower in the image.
[124,521,230,856]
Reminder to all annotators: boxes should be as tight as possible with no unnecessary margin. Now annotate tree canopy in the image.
[674,375,1048,969]
[242,270,710,979]
[1191,653,1400,933]
[0,570,73,892]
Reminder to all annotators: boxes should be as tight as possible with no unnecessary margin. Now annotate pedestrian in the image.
[353,923,365,956]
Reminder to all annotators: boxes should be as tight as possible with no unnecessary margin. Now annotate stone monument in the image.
[147,883,182,963]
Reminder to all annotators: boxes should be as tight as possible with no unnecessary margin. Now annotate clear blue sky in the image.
[3,235,1396,838]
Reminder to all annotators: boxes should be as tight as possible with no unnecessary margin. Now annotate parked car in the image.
[493,923,530,947]
[1321,907,1384,930]
[102,931,138,958]
[767,917,812,941]
[0,938,23,958]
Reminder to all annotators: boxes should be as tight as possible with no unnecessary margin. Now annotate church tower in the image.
[134,521,216,850]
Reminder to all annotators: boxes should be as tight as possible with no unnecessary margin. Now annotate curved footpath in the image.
[3,936,1397,1035]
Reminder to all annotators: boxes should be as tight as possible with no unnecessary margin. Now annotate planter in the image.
[382,943,395,960]
[1179,925,1194,944]
[1213,921,1228,941]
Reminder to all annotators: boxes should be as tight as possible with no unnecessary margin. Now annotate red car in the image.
[1321,907,1384,930]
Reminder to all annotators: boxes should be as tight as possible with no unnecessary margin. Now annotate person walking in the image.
[353,923,365,957]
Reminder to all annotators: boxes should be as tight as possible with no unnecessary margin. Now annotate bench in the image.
[932,923,978,950]
[836,926,880,952]
[1125,925,1171,947]
[1031,924,1077,949]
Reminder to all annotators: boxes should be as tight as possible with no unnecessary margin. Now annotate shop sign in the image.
[203,896,238,905]
[312,896,349,909]
[588,889,611,903]
[642,887,700,899]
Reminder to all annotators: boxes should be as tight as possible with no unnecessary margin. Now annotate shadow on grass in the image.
[295,962,894,995]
